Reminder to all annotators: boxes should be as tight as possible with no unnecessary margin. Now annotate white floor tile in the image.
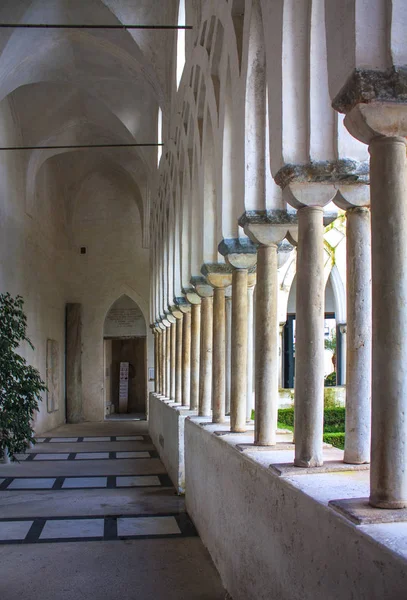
[75,452,109,460]
[40,519,104,539]
[117,516,181,537]
[8,478,56,490]
[116,436,143,441]
[35,438,46,443]
[82,437,111,442]
[33,454,69,460]
[62,477,107,488]
[14,454,28,461]
[116,451,150,458]
[0,520,33,541]
[116,476,160,487]
[49,438,78,443]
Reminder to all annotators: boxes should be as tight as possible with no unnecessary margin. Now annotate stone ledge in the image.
[329,497,407,526]
[237,442,295,452]
[332,67,407,114]
[270,460,370,477]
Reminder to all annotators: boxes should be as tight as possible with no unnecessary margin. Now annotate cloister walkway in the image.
[0,421,225,600]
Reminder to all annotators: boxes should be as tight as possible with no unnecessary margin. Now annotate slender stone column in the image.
[344,207,371,465]
[157,329,162,394]
[279,323,285,389]
[230,268,249,432]
[294,206,325,467]
[255,244,279,445]
[175,315,183,404]
[161,328,167,397]
[189,303,201,410]
[246,284,255,422]
[212,287,226,423]
[166,322,171,398]
[369,136,407,508]
[170,321,176,400]
[199,296,213,416]
[225,293,232,415]
[153,328,159,393]
[182,310,191,406]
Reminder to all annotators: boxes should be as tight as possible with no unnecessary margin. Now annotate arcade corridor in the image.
[0,422,225,600]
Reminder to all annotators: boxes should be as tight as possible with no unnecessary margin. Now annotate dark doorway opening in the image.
[104,337,146,417]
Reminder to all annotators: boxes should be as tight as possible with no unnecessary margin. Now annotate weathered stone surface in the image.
[332,67,407,114]
[66,304,82,425]
[329,497,407,526]
[275,159,369,189]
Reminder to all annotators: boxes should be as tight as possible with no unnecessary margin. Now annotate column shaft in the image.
[175,316,183,404]
[231,269,248,432]
[162,328,167,397]
[255,245,278,445]
[199,296,213,416]
[294,207,325,467]
[190,304,201,410]
[154,332,158,393]
[225,296,232,415]
[212,288,226,423]
[157,332,162,394]
[246,285,255,422]
[170,323,176,400]
[344,207,372,465]
[166,326,171,398]
[369,136,407,508]
[182,311,191,407]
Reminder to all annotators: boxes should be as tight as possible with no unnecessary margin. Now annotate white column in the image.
[246,284,255,422]
[294,207,325,468]
[344,207,371,465]
[170,321,176,400]
[369,136,407,508]
[230,268,249,432]
[212,287,226,423]
[182,310,191,407]
[175,315,183,404]
[190,303,201,411]
[199,296,213,417]
[254,244,279,445]
[225,293,232,415]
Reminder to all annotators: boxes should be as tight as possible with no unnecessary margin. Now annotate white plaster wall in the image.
[0,104,154,431]
[149,392,194,493]
[67,171,152,422]
[185,420,407,600]
[0,100,69,434]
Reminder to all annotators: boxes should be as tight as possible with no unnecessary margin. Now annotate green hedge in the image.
[278,407,345,433]
[323,432,345,450]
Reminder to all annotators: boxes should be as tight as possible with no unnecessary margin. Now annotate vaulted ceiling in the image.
[0,0,181,247]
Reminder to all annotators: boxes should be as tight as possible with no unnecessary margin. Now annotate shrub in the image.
[0,293,46,460]
[325,372,336,387]
[323,432,345,450]
[277,407,345,434]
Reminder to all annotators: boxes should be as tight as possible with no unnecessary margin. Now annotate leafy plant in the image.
[324,371,337,387]
[0,293,45,460]
[323,432,345,450]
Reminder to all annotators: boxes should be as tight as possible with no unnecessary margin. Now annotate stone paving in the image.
[0,421,225,600]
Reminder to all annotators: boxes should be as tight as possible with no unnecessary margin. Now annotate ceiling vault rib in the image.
[0,23,193,30]
[0,144,164,150]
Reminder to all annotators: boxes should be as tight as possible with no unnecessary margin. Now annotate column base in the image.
[369,496,407,510]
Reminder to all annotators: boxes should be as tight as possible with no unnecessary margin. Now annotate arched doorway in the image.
[282,272,342,388]
[103,295,147,419]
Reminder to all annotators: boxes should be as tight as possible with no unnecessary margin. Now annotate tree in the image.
[0,293,45,460]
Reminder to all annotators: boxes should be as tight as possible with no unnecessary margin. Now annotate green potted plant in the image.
[0,293,45,462]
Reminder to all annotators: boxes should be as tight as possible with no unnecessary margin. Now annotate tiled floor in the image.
[0,421,225,599]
